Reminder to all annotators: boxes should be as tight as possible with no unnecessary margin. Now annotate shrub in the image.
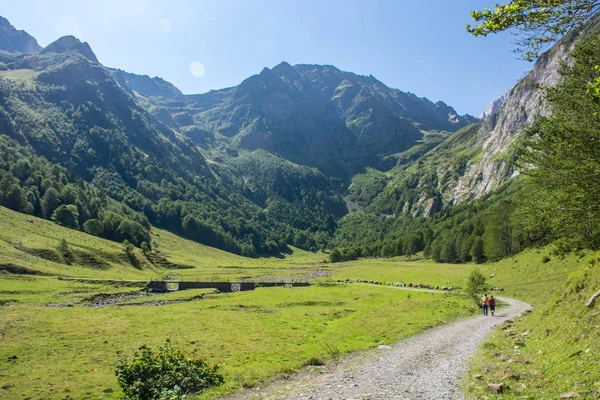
[115,339,224,400]
[56,238,74,265]
[466,269,488,306]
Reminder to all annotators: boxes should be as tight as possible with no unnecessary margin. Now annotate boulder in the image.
[487,383,506,394]
[559,393,579,399]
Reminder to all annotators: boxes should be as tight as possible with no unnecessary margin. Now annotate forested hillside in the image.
[0,15,477,257]
[1,12,598,263]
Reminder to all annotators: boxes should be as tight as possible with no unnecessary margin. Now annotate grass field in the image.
[329,257,477,289]
[464,248,600,399]
[0,206,479,399]
[0,206,328,281]
[0,283,472,399]
[7,204,596,399]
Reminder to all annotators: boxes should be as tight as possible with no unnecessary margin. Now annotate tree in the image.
[440,237,458,263]
[467,0,600,61]
[466,269,488,306]
[329,248,342,263]
[403,233,422,259]
[51,204,80,230]
[83,219,104,236]
[515,38,600,248]
[470,237,485,264]
[117,219,151,247]
[484,203,515,261]
[2,185,30,213]
[42,188,62,218]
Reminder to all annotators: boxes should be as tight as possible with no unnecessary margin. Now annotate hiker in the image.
[481,294,489,316]
[488,295,496,316]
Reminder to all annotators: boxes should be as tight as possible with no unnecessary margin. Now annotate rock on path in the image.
[223,296,531,400]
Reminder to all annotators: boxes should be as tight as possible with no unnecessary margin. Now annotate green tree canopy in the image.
[515,37,600,248]
[51,205,80,230]
[467,0,600,60]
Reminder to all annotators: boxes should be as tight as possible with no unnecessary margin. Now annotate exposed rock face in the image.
[41,35,99,63]
[478,92,508,120]
[450,38,572,204]
[109,68,183,99]
[0,16,42,54]
[152,61,477,176]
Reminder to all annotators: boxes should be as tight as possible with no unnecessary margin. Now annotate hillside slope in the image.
[0,15,482,256]
[122,61,477,177]
[465,248,600,399]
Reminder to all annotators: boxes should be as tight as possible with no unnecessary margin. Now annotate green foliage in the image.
[515,37,600,249]
[467,0,600,61]
[465,269,487,306]
[334,178,527,264]
[115,339,224,400]
[51,204,80,230]
[56,238,74,265]
[82,218,104,236]
[465,250,600,399]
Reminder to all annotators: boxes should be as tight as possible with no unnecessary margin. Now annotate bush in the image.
[115,339,224,400]
[466,269,487,306]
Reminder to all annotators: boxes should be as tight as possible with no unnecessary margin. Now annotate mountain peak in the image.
[0,16,11,28]
[41,35,99,63]
[0,15,42,54]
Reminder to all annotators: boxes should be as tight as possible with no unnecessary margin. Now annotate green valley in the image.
[1,2,600,399]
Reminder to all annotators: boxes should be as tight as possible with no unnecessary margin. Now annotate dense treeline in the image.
[0,52,336,256]
[330,179,529,263]
[0,135,151,246]
[230,150,347,235]
[332,36,600,262]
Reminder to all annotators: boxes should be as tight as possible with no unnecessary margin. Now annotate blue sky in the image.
[4,0,531,116]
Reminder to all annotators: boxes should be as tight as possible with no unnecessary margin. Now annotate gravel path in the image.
[223,295,531,400]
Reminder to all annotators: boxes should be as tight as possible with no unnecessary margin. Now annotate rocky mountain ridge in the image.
[478,92,507,120]
[0,14,587,254]
[126,61,478,177]
[0,16,41,54]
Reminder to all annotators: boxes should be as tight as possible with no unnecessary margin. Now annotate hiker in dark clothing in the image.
[488,295,496,316]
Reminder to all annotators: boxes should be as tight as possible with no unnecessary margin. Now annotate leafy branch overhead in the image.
[467,0,600,61]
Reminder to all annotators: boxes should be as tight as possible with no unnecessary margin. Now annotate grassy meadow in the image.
[0,206,477,399]
[6,204,596,399]
[464,248,600,399]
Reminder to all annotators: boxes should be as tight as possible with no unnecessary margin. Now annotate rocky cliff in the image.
[0,16,41,54]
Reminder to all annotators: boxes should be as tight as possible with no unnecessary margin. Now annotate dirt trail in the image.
[223,295,531,400]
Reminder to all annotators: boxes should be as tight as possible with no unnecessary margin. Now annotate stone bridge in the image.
[146,281,310,293]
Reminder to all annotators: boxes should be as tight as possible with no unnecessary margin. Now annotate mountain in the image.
[478,92,507,120]
[1,12,579,259]
[347,16,600,222]
[108,68,183,99]
[129,61,477,177]
[41,35,98,63]
[0,16,352,255]
[0,16,41,54]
